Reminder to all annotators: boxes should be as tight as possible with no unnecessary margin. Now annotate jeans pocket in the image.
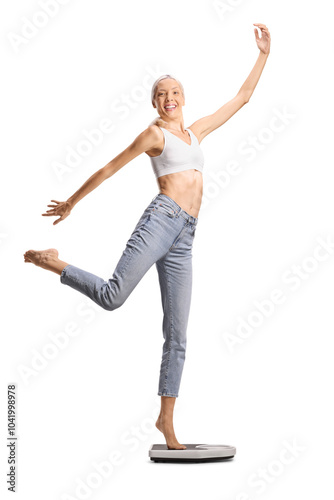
[154,201,177,218]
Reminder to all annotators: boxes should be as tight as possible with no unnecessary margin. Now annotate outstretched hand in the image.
[42,200,72,225]
[253,23,271,55]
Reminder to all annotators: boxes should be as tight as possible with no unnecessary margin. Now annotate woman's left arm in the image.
[192,23,271,142]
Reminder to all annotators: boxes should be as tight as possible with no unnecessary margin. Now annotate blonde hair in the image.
[150,74,185,128]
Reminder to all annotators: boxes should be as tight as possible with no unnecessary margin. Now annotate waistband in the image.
[152,193,198,226]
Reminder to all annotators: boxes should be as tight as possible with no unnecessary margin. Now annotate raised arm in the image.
[190,23,271,143]
[43,126,160,225]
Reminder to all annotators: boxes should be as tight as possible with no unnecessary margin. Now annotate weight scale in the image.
[149,444,236,463]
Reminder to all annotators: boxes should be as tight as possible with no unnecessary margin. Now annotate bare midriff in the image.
[156,169,203,218]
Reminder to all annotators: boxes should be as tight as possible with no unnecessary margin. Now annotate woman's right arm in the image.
[43,126,160,225]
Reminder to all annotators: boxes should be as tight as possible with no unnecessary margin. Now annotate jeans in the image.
[60,193,198,398]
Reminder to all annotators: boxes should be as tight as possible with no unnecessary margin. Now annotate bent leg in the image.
[60,207,178,311]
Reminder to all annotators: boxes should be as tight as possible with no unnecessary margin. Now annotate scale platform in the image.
[149,444,236,463]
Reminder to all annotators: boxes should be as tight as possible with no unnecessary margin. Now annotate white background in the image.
[1,1,334,499]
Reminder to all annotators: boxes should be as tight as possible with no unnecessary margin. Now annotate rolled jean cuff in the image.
[60,264,71,284]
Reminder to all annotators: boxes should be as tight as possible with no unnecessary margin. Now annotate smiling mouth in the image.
[164,105,177,111]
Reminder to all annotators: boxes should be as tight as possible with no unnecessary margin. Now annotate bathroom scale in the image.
[149,444,236,463]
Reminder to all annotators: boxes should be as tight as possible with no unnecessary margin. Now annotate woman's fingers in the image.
[42,208,57,213]
[42,208,61,215]
[53,217,61,225]
[41,200,69,221]
[253,24,270,33]
[53,215,64,225]
[43,200,65,215]
[253,23,270,40]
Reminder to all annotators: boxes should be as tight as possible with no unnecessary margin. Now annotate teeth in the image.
[165,105,176,109]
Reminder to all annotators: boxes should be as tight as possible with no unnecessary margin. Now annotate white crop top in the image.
[149,126,204,179]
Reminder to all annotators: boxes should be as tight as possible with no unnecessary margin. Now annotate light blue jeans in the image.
[60,193,198,397]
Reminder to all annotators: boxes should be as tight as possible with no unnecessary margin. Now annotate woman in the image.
[24,24,270,450]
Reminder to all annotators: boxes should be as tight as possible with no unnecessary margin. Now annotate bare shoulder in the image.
[139,125,164,156]
[132,125,161,149]
[145,124,163,142]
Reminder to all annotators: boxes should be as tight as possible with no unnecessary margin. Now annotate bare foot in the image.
[23,248,68,276]
[155,415,187,450]
[24,248,59,268]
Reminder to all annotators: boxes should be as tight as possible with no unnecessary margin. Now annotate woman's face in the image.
[153,79,185,119]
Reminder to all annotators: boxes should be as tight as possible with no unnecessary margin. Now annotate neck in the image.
[161,118,186,133]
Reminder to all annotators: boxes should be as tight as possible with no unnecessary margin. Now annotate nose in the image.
[165,92,174,102]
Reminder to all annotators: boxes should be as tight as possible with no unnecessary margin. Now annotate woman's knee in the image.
[102,300,123,312]
[98,290,126,311]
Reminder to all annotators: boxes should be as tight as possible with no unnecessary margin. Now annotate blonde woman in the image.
[24,23,271,450]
